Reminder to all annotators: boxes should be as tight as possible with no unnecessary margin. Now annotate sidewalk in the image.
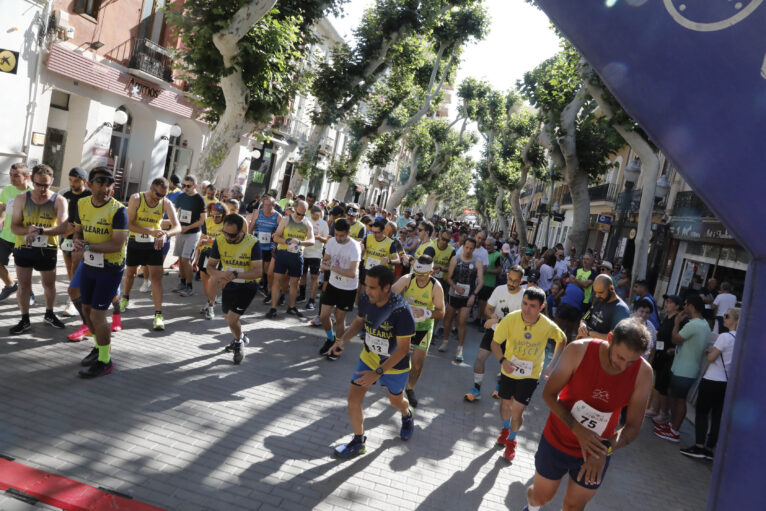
[0,267,711,510]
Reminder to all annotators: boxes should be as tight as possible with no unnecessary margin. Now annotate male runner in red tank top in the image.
[524,318,653,511]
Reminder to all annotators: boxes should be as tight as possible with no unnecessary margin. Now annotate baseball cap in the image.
[346,203,359,216]
[600,261,613,271]
[662,294,683,306]
[88,167,114,182]
[525,248,534,256]
[526,269,541,283]
[501,243,511,254]
[69,167,87,180]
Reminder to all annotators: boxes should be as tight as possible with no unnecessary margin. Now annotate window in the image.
[50,90,70,111]
[74,0,102,19]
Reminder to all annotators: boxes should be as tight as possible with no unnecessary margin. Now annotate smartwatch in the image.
[232,270,239,279]
[38,227,44,235]
[84,242,90,252]
[601,439,613,456]
[375,367,383,375]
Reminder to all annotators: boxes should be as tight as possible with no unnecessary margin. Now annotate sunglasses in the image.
[153,189,166,198]
[92,176,114,185]
[33,181,51,189]
[223,230,240,239]
[294,212,305,217]
[211,214,224,219]
[182,184,194,189]
[417,228,424,232]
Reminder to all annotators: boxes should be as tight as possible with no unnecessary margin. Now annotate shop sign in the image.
[127,78,161,99]
[596,214,612,225]
[0,49,19,74]
[670,218,736,243]
[463,209,477,214]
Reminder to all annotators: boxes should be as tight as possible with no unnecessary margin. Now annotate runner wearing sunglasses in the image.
[199,202,227,319]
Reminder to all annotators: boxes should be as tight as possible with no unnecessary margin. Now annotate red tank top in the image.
[543,340,640,457]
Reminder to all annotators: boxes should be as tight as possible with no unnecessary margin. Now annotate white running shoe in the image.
[64,300,77,317]
[140,280,152,293]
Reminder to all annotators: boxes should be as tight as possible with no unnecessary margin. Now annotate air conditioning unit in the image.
[53,10,73,40]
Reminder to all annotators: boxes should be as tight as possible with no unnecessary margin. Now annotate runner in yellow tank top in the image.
[392,254,445,407]
[120,177,180,330]
[9,164,69,334]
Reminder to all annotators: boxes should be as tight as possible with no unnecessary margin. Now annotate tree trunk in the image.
[494,188,508,233]
[565,169,590,254]
[386,149,419,210]
[509,188,527,247]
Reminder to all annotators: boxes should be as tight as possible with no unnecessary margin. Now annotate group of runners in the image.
[0,162,655,510]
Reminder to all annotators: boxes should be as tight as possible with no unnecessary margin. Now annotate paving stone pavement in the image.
[0,264,712,510]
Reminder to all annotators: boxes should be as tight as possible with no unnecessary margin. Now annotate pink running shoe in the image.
[68,324,92,342]
[111,314,123,332]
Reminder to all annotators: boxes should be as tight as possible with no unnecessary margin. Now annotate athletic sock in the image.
[507,430,518,441]
[503,419,511,430]
[97,344,110,364]
[45,308,53,317]
[155,310,162,316]
[325,328,335,342]
[526,504,541,511]
[113,299,121,314]
[353,434,364,443]
[22,313,30,323]
[180,279,186,286]
[473,372,483,389]
[73,298,86,323]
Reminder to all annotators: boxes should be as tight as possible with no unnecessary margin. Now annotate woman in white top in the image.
[680,307,739,460]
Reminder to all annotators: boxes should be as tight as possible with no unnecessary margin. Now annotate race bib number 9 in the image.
[510,355,533,377]
[178,209,192,223]
[84,250,105,268]
[571,400,612,437]
[31,235,48,248]
[366,334,390,356]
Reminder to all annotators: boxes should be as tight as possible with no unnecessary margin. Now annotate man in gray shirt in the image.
[578,274,631,339]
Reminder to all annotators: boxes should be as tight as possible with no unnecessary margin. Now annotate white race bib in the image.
[455,283,470,296]
[178,209,192,223]
[433,269,443,279]
[571,400,612,437]
[365,257,381,270]
[6,199,14,215]
[656,341,665,351]
[135,233,154,243]
[287,239,301,253]
[84,250,104,268]
[332,271,353,287]
[60,238,74,251]
[31,234,49,248]
[411,306,427,323]
[366,334,390,356]
[510,355,534,377]
[258,231,272,245]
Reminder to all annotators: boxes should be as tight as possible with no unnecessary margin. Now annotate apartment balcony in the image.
[561,183,618,205]
[128,38,173,83]
[671,190,714,218]
[318,136,335,155]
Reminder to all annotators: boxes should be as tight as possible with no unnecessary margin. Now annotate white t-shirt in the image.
[712,292,737,318]
[457,245,489,267]
[554,260,569,279]
[486,285,525,330]
[704,331,736,382]
[303,218,329,258]
[539,264,555,292]
[325,237,361,291]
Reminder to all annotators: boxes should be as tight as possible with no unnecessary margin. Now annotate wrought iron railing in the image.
[128,38,173,82]
[672,190,714,217]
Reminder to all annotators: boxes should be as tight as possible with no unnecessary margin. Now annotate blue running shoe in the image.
[400,407,415,441]
[464,387,481,402]
[334,435,366,459]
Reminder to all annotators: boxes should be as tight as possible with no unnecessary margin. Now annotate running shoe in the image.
[68,324,91,342]
[333,435,366,459]
[44,313,66,329]
[111,314,122,332]
[153,313,165,331]
[63,300,77,317]
[309,316,322,327]
[704,449,714,461]
[80,347,99,366]
[286,307,304,318]
[139,280,152,293]
[653,423,671,433]
[0,282,18,301]
[654,426,680,443]
[306,299,315,310]
[278,293,286,306]
[10,318,31,335]
[497,428,510,446]
[400,408,415,440]
[652,413,670,425]
[215,294,222,305]
[405,388,418,408]
[225,335,249,352]
[204,306,214,320]
[172,281,186,293]
[438,340,448,352]
[464,387,481,403]
[319,339,334,357]
[644,408,659,418]
[265,308,277,319]
[503,439,517,461]
[679,445,709,459]
[232,341,244,364]
[455,347,464,363]
[79,360,113,378]
[178,287,194,297]
[119,297,129,312]
[263,294,272,304]
[29,293,35,306]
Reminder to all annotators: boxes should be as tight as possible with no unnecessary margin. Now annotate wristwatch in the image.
[84,242,90,252]
[601,439,613,456]
[38,227,44,235]
[232,270,239,279]
[375,367,383,375]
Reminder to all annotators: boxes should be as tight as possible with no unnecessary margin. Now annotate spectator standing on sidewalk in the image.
[645,295,684,425]
[711,282,737,334]
[680,307,739,460]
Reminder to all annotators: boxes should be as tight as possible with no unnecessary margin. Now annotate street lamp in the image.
[655,174,670,198]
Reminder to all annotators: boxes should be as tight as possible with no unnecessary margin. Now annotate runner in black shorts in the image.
[206,214,262,364]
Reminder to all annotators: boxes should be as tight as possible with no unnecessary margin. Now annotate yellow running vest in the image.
[76,196,127,268]
[214,233,260,283]
[130,193,163,242]
[200,217,224,250]
[403,276,436,332]
[363,234,395,269]
[14,191,59,250]
[277,215,309,251]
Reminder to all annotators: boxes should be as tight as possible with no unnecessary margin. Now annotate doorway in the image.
[42,128,67,186]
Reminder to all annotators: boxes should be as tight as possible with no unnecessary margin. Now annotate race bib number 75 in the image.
[571,400,612,437]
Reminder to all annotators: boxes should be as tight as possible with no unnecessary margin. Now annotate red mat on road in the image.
[0,458,165,510]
